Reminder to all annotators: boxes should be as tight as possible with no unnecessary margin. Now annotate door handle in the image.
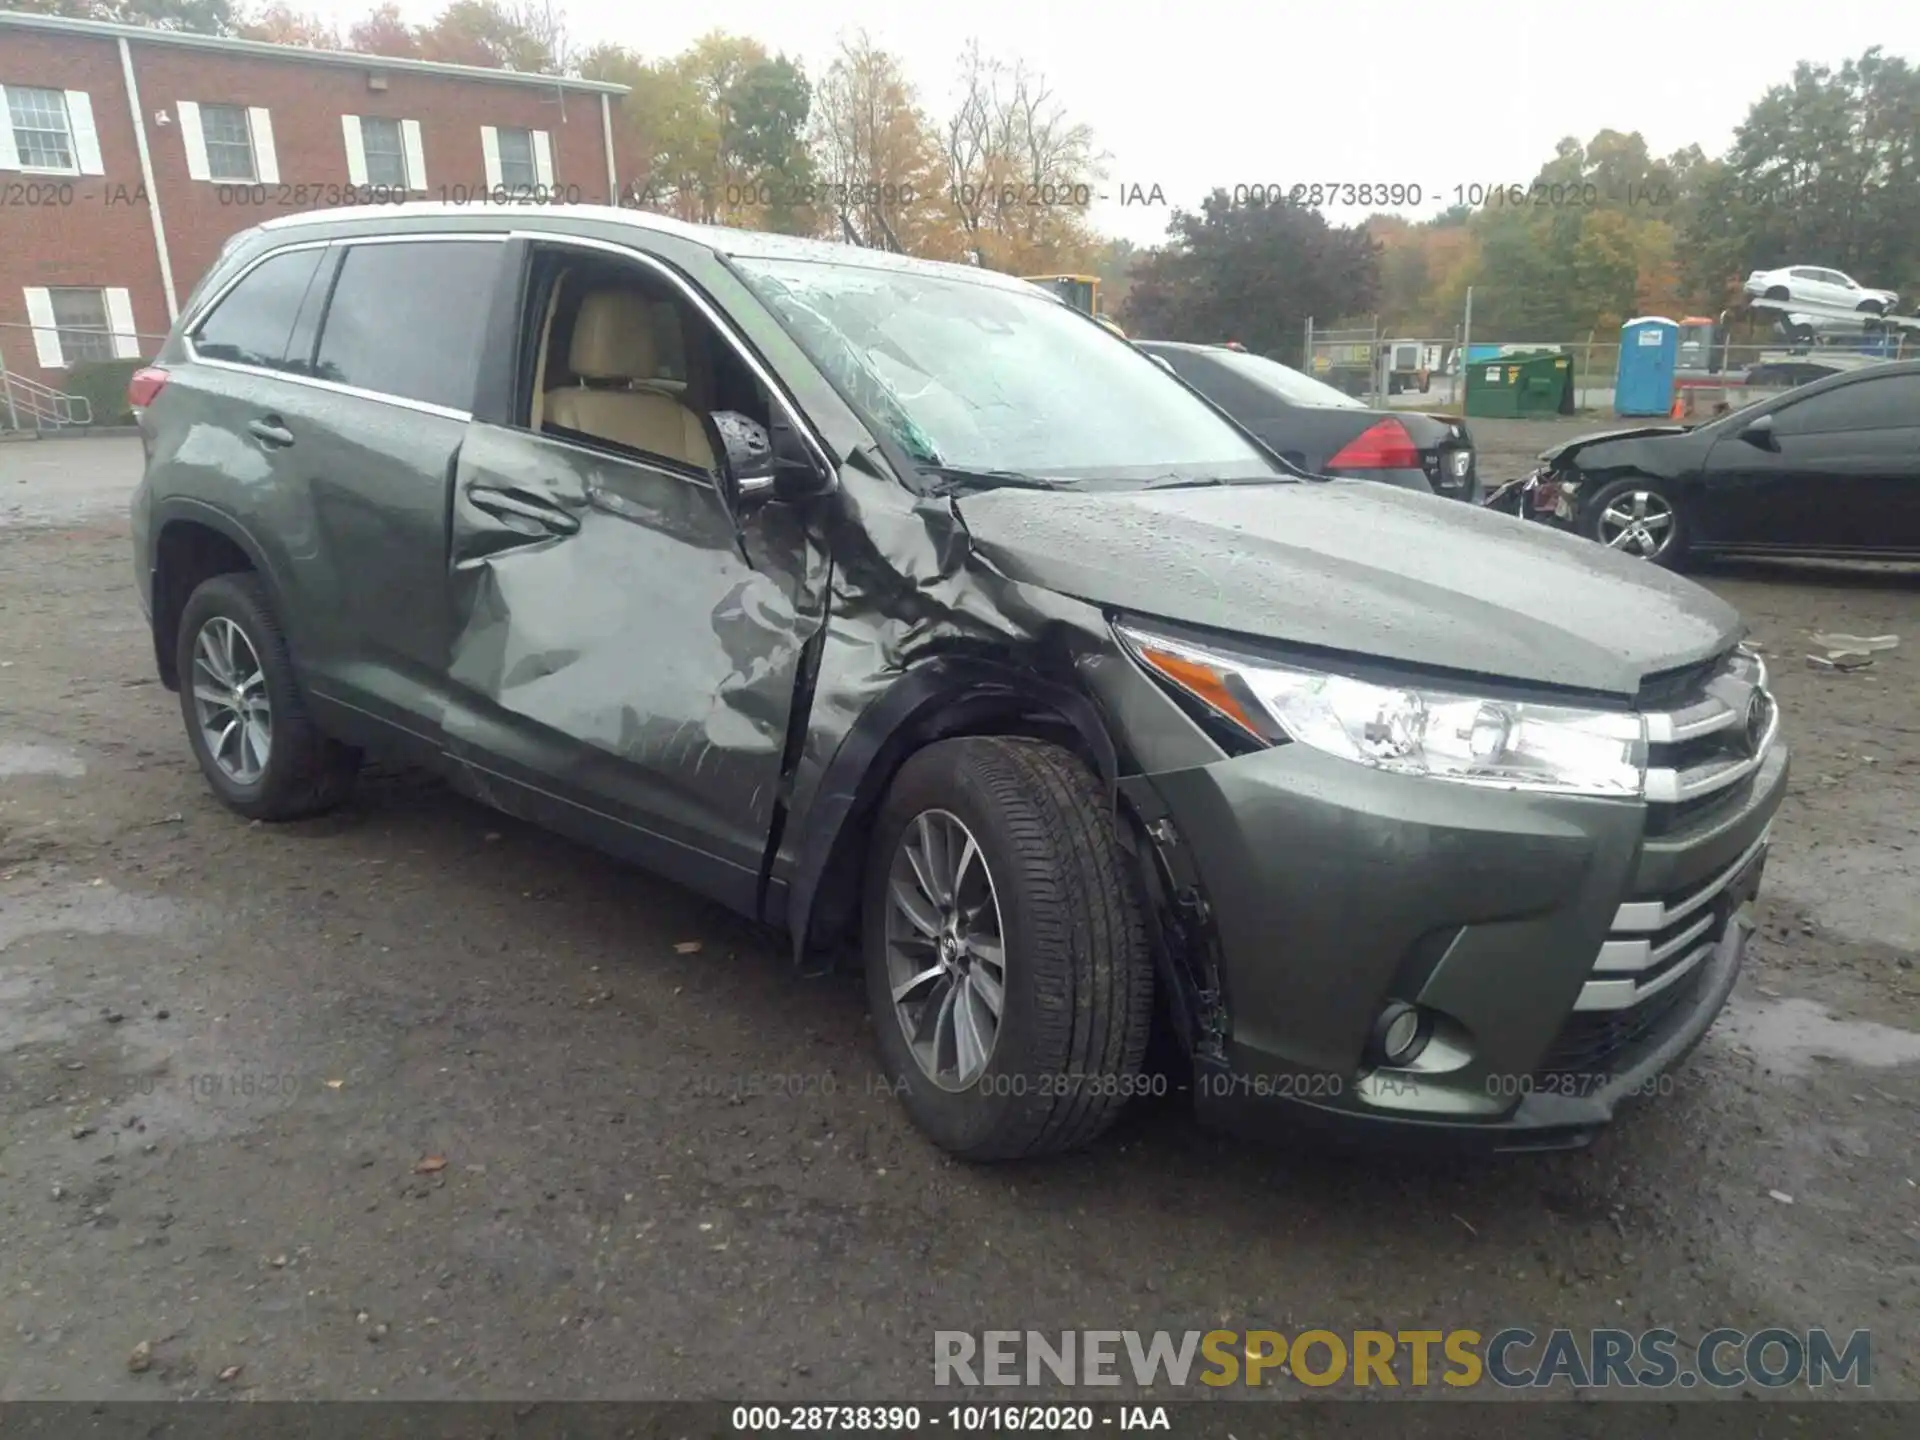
[247,417,294,448]
[465,484,581,536]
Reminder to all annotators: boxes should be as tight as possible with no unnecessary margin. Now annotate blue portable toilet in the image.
[1616,317,1679,416]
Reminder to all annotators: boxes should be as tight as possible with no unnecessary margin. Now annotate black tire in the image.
[1856,298,1885,316]
[862,737,1154,1160]
[1580,474,1690,570]
[175,572,360,820]
[1764,285,1790,302]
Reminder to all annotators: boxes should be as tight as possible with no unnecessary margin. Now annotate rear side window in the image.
[192,247,324,371]
[312,240,501,411]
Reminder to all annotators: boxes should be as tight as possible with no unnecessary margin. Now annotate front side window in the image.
[193,247,325,370]
[737,259,1279,485]
[359,117,407,189]
[200,104,256,181]
[49,287,111,364]
[312,239,501,410]
[6,86,74,170]
[496,127,537,191]
[1773,375,1920,436]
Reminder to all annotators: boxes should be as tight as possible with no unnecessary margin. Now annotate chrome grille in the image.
[1642,648,1777,807]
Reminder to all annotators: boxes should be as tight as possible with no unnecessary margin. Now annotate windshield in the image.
[735,258,1280,485]
[1203,348,1366,408]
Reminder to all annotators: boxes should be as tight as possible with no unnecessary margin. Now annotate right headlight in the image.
[1116,623,1647,797]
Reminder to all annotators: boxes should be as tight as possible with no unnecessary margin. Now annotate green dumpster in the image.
[1464,350,1575,418]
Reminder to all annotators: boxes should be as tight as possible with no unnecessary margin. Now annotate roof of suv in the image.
[255,202,1044,294]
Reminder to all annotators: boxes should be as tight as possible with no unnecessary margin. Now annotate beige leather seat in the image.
[545,290,714,470]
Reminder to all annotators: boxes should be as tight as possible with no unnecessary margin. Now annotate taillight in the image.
[1326,418,1421,470]
[127,366,169,408]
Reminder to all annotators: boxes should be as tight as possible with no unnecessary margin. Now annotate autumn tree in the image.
[415,0,557,71]
[810,32,959,258]
[347,1,419,57]
[942,41,1104,274]
[10,0,237,32]
[1683,48,1920,307]
[1123,190,1380,354]
[234,2,338,46]
[584,35,816,234]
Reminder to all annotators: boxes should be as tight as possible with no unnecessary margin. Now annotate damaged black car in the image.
[130,205,1786,1159]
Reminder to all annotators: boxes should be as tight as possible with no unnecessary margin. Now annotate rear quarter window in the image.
[191,246,326,371]
[311,239,503,412]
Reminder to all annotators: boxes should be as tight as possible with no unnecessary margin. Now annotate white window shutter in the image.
[341,114,366,186]
[0,87,18,170]
[480,126,501,190]
[248,107,278,184]
[532,130,554,189]
[66,91,104,175]
[177,101,209,181]
[105,288,139,359]
[401,118,426,191]
[23,288,63,367]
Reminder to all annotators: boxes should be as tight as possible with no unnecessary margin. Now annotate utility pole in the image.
[1459,287,1474,412]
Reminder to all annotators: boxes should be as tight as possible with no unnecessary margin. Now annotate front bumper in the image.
[1135,731,1787,1153]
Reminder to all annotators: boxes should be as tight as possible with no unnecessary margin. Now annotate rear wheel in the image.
[1582,475,1689,569]
[862,737,1154,1160]
[176,573,360,820]
[1764,285,1790,302]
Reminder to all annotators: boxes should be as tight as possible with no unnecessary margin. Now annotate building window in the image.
[5,86,74,171]
[481,125,550,197]
[199,104,257,181]
[342,115,424,190]
[359,117,407,188]
[22,285,137,367]
[50,288,114,364]
[496,127,537,191]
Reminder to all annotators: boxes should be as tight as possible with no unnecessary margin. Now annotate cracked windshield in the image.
[736,260,1282,486]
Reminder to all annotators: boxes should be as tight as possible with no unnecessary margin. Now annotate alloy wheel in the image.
[190,616,272,785]
[883,809,1008,1092]
[1598,490,1675,560]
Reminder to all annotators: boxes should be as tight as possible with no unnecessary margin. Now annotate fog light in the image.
[1369,1002,1429,1067]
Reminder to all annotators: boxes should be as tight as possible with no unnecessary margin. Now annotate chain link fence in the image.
[1300,320,1916,414]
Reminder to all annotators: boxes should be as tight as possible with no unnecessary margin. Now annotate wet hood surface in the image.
[956,479,1743,697]
[1539,424,1694,463]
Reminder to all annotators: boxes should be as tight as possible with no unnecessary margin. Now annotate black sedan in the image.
[1135,340,1479,500]
[1500,359,1920,568]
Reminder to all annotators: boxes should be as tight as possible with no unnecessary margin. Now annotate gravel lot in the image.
[2,434,1917,1403]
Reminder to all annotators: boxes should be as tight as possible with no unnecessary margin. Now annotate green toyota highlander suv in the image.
[129,204,1786,1159]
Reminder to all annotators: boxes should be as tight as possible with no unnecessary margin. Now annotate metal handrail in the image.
[0,369,94,432]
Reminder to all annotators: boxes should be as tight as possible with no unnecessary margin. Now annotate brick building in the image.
[0,10,629,400]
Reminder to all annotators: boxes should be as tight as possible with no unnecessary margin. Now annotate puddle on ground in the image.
[0,742,85,779]
[1715,996,1920,1077]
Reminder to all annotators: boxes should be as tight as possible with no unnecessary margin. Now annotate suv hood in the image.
[956,480,1741,698]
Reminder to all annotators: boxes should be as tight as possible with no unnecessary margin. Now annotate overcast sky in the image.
[306,0,1916,245]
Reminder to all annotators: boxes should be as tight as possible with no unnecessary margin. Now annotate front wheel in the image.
[1856,298,1886,316]
[862,737,1154,1160]
[1582,475,1689,569]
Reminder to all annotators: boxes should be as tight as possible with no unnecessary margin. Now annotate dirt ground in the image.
[2,434,1918,1403]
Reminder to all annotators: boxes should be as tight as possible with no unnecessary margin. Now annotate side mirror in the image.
[711,410,832,503]
[1739,413,1778,450]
